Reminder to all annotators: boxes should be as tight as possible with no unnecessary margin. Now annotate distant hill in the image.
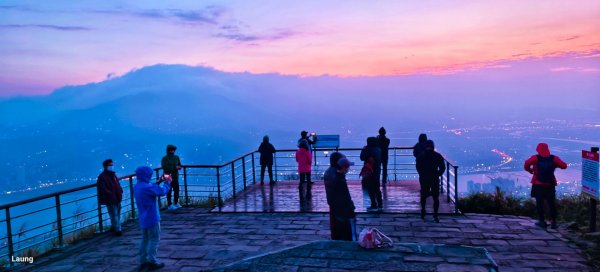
[0,63,598,192]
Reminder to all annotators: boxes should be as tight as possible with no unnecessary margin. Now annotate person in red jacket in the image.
[524,143,568,229]
[97,159,124,236]
[296,140,313,200]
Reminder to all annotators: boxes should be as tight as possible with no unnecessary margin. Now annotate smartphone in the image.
[310,132,316,136]
[162,174,171,179]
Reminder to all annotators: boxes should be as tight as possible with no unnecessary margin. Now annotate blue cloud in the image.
[0,24,92,31]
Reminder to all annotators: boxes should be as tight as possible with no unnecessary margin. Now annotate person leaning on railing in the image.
[258,136,276,185]
[96,159,123,236]
[134,166,171,271]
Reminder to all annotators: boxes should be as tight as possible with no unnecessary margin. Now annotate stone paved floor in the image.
[15,207,594,272]
[216,180,455,214]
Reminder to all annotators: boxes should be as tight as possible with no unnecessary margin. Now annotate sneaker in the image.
[168,205,177,211]
[376,207,384,213]
[433,217,440,223]
[420,210,426,220]
[175,203,182,208]
[535,220,548,229]
[366,207,378,212]
[146,262,165,270]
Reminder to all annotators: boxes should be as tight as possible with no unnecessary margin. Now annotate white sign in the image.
[582,150,599,200]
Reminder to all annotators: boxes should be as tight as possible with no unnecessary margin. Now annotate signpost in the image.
[582,147,599,232]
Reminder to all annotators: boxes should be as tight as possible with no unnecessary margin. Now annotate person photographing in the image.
[134,166,172,271]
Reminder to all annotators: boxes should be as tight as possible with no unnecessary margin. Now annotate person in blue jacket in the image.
[134,166,171,271]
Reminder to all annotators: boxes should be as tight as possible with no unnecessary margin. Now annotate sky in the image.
[0,0,599,97]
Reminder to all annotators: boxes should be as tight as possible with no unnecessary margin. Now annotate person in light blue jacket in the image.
[134,166,171,271]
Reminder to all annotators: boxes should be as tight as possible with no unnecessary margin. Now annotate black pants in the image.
[167,175,179,206]
[532,185,557,221]
[330,213,355,241]
[364,176,383,208]
[299,172,312,198]
[419,176,440,216]
[260,164,273,183]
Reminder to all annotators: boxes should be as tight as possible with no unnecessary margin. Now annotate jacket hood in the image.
[536,143,551,157]
[166,144,177,153]
[136,166,154,183]
[379,127,386,135]
[262,135,269,143]
[367,137,378,147]
[418,134,428,143]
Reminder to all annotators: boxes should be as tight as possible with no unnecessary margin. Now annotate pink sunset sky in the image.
[0,0,599,97]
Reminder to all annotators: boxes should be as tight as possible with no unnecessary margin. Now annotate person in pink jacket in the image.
[296,140,313,200]
[524,143,568,229]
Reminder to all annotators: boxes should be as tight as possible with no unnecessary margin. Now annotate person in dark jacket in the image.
[416,140,446,223]
[298,130,317,151]
[161,145,182,210]
[134,166,171,271]
[97,159,123,236]
[360,137,383,212]
[324,152,356,241]
[524,143,568,229]
[377,127,391,184]
[258,136,276,185]
[413,133,428,158]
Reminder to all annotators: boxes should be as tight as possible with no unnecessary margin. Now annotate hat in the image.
[379,127,386,135]
[301,130,308,137]
[425,140,435,149]
[337,157,354,168]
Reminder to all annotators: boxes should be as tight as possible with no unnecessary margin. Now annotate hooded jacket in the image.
[161,145,181,176]
[360,137,382,175]
[413,134,428,158]
[416,146,446,179]
[258,141,276,166]
[296,145,313,174]
[96,170,123,205]
[524,143,567,186]
[324,166,355,219]
[134,166,170,229]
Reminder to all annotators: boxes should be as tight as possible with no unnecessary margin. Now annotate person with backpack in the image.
[258,136,276,185]
[377,127,391,184]
[360,137,382,212]
[324,152,356,241]
[296,140,313,200]
[416,140,445,223]
[413,133,428,158]
[524,143,568,229]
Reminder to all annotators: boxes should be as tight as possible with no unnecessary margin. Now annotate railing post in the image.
[6,208,14,267]
[242,156,247,190]
[454,166,459,214]
[394,148,397,181]
[129,177,135,219]
[216,167,222,207]
[274,151,278,182]
[251,152,256,184]
[183,167,189,206]
[231,162,236,198]
[446,162,450,203]
[155,169,160,180]
[97,198,103,232]
[589,147,599,232]
[55,195,63,247]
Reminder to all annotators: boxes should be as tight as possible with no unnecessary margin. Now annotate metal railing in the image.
[0,146,458,267]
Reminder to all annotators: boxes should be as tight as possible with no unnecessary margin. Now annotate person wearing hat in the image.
[524,143,567,229]
[377,127,391,184]
[324,152,356,241]
[298,130,317,152]
[161,145,182,210]
[96,158,123,236]
[416,140,445,223]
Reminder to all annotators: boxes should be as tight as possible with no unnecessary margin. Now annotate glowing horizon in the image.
[0,0,599,96]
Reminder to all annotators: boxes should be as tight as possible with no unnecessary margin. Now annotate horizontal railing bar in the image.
[9,205,57,220]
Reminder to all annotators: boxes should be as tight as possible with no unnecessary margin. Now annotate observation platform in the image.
[215,180,456,214]
[17,208,593,272]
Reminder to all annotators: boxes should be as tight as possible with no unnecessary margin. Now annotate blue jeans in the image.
[139,224,160,264]
[106,203,121,231]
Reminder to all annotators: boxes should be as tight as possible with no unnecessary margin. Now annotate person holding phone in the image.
[161,144,182,210]
[298,130,317,152]
[134,166,171,271]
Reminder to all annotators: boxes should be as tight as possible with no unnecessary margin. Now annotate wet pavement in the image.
[215,180,456,214]
[17,208,594,272]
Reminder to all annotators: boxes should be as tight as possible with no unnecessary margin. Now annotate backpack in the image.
[360,157,374,179]
[536,155,556,184]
